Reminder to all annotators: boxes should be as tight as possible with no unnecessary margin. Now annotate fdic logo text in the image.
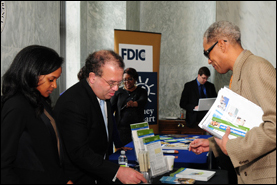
[121,49,145,61]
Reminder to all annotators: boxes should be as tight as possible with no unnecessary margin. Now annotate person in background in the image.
[77,66,132,155]
[54,50,146,184]
[189,20,276,184]
[1,45,72,184]
[111,67,148,146]
[179,66,217,128]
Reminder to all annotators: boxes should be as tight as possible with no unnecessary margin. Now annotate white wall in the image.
[1,1,61,104]
[1,1,275,117]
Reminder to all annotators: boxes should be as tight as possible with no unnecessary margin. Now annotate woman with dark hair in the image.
[111,67,148,146]
[1,45,72,184]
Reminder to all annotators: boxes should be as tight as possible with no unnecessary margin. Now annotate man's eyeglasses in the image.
[100,76,122,88]
[123,77,134,82]
[204,40,227,59]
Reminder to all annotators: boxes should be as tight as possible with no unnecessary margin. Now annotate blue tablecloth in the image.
[109,134,212,168]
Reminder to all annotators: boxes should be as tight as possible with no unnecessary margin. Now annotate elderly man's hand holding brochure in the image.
[198,87,264,139]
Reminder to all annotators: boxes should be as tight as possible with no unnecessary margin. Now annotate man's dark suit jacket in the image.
[1,93,68,184]
[54,79,119,184]
[179,79,217,127]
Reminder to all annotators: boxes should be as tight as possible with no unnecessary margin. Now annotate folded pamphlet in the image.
[170,168,215,181]
[198,87,264,139]
[130,122,149,159]
[143,135,168,177]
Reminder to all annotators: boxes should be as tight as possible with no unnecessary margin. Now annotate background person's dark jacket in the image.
[180,79,217,127]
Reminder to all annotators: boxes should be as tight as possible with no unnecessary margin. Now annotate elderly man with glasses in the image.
[189,20,276,184]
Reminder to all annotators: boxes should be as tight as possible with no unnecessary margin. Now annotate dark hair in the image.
[1,45,63,116]
[198,66,211,77]
[77,66,86,81]
[84,50,124,78]
[123,67,138,81]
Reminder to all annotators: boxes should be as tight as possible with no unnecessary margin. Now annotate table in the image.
[110,134,230,184]
[109,134,212,169]
[113,168,228,184]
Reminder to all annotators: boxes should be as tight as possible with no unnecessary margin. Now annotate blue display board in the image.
[137,72,157,125]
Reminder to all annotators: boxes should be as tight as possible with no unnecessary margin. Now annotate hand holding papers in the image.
[198,87,264,139]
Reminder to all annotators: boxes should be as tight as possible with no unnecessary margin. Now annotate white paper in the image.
[143,135,168,177]
[198,87,264,139]
[137,129,155,155]
[173,168,215,181]
[130,122,149,160]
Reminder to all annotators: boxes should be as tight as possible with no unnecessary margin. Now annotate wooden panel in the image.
[159,130,180,134]
[149,124,159,134]
[159,119,206,135]
[159,120,182,130]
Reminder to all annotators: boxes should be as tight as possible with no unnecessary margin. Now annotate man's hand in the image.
[117,166,147,184]
[189,139,210,155]
[214,126,230,155]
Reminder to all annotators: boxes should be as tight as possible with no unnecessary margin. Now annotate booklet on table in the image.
[170,168,216,181]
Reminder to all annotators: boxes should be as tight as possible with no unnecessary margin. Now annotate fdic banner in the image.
[119,44,153,72]
[114,30,161,125]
